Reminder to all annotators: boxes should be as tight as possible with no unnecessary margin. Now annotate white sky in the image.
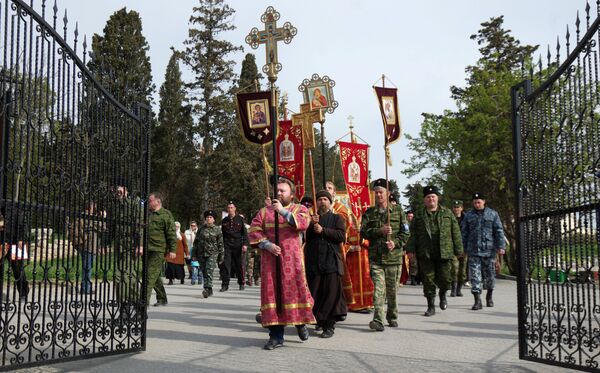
[54,0,582,202]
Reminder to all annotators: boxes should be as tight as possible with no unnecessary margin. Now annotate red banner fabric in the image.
[276,120,305,201]
[373,86,401,144]
[338,141,370,219]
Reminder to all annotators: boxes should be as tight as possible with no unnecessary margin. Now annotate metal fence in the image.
[512,1,600,371]
[0,0,150,370]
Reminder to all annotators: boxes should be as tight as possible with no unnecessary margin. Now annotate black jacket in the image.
[304,211,346,276]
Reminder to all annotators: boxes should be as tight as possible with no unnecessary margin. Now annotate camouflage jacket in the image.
[360,204,410,265]
[461,207,505,257]
[148,207,177,254]
[406,205,463,260]
[193,223,224,261]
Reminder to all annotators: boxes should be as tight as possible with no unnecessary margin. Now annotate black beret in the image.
[204,210,217,219]
[452,200,463,207]
[472,192,485,200]
[423,186,440,197]
[315,190,333,203]
[372,178,387,190]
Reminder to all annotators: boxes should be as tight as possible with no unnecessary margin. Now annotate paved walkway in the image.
[17,279,567,373]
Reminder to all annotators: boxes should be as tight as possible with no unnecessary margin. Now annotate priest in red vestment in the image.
[248,177,315,350]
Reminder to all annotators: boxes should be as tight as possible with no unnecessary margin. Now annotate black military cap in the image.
[472,192,485,200]
[423,186,440,197]
[406,208,414,214]
[204,210,217,219]
[227,200,235,206]
[389,194,398,203]
[113,176,129,189]
[300,196,314,207]
[315,190,333,203]
[453,200,463,207]
[372,178,388,190]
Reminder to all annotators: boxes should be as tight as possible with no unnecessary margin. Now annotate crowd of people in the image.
[2,176,504,349]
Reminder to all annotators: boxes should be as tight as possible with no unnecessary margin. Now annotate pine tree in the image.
[179,0,242,213]
[89,7,155,108]
[152,51,199,222]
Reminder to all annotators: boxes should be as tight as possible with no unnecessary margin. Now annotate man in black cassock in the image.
[304,190,347,338]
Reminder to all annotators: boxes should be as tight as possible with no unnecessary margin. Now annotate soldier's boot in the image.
[450,282,456,297]
[410,276,417,286]
[439,290,448,310]
[424,297,436,317]
[456,283,463,297]
[203,287,212,298]
[472,293,483,310]
[220,285,229,292]
[486,289,494,307]
[208,288,213,296]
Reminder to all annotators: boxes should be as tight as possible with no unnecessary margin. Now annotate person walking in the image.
[461,193,506,310]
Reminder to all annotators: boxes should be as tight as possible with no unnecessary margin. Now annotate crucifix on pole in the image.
[246,7,296,316]
[292,103,323,208]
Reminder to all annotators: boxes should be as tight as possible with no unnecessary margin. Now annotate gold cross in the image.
[292,103,322,149]
[245,7,297,81]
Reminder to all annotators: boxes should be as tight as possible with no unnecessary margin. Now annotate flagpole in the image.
[382,74,392,242]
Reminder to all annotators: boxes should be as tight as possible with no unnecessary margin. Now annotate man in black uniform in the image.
[220,201,249,291]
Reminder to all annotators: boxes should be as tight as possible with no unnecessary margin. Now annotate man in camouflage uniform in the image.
[246,246,260,286]
[360,178,410,332]
[461,193,505,310]
[193,210,224,298]
[450,200,467,297]
[146,192,177,307]
[109,179,144,319]
[406,186,463,317]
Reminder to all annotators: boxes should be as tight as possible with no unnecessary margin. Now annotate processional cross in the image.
[292,103,323,207]
[246,6,297,82]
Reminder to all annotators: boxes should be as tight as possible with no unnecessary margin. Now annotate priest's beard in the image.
[318,205,330,215]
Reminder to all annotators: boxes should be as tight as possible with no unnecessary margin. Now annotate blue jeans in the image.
[80,250,95,294]
[191,267,203,285]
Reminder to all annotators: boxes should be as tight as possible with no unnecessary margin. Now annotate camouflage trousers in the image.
[114,250,141,306]
[246,248,260,284]
[369,263,400,325]
[468,255,495,294]
[148,251,167,305]
[201,255,218,289]
[451,256,467,283]
[419,258,453,298]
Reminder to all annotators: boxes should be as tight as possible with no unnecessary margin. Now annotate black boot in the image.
[439,290,448,310]
[472,293,482,310]
[220,285,229,292]
[424,297,435,317]
[450,282,456,297]
[486,289,494,307]
[456,283,463,297]
[410,276,417,286]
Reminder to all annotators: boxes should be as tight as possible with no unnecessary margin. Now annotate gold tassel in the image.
[263,147,273,174]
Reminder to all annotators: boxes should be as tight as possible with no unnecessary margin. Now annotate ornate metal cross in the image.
[246,6,297,82]
[292,103,323,149]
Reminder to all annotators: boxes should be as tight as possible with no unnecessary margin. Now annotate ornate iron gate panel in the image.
[512,2,600,371]
[0,0,150,370]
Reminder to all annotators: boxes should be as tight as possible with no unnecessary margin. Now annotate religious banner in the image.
[235,91,274,145]
[276,120,305,200]
[373,86,401,144]
[338,141,370,218]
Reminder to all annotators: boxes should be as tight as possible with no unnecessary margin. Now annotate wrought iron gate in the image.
[512,2,600,371]
[0,0,150,370]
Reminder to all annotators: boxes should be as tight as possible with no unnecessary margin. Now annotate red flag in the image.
[373,86,401,144]
[339,141,370,218]
[235,91,274,145]
[276,120,305,200]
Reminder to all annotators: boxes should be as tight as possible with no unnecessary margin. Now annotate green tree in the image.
[89,7,155,108]
[152,51,199,222]
[179,0,242,213]
[403,16,537,274]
